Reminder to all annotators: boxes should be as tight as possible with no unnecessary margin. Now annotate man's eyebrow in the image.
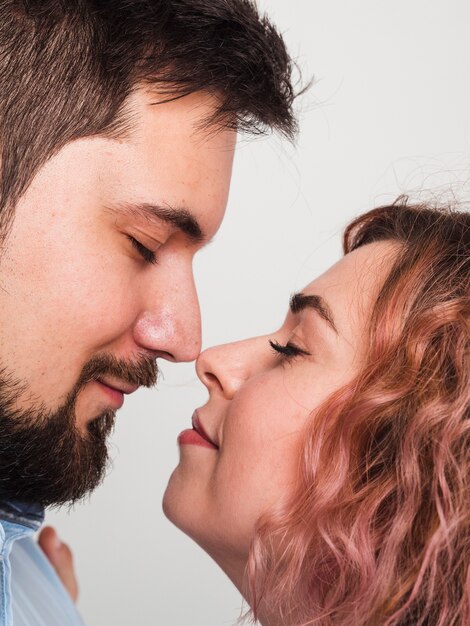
[108,202,205,244]
[289,292,338,334]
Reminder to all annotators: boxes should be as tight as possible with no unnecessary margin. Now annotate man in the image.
[0,0,298,624]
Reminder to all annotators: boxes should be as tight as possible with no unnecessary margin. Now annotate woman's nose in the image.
[196,334,273,399]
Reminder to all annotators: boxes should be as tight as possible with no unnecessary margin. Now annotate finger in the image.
[38,526,79,603]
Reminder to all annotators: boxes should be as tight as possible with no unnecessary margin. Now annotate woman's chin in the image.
[162,473,251,584]
[161,467,210,542]
[161,468,186,528]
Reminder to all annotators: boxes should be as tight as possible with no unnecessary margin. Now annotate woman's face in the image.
[163,241,397,581]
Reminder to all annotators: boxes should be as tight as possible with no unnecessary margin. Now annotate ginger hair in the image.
[247,200,470,626]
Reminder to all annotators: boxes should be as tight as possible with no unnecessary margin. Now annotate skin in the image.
[0,88,236,431]
[39,528,78,603]
[163,240,398,625]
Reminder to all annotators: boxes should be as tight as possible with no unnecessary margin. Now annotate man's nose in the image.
[132,269,202,362]
[196,334,273,400]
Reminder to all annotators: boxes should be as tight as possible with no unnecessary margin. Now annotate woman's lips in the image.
[178,412,219,450]
[178,428,218,450]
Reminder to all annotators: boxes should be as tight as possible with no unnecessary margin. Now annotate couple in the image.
[0,2,468,626]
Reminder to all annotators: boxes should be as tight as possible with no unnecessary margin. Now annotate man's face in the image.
[0,89,236,505]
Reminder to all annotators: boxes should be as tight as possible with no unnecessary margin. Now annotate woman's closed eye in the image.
[127,235,158,265]
[269,339,311,360]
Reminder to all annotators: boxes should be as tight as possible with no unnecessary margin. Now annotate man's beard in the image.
[0,353,158,507]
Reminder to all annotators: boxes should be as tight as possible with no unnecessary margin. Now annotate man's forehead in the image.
[120,87,235,143]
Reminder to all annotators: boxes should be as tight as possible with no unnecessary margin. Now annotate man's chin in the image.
[0,394,115,507]
[0,348,157,506]
[78,408,116,437]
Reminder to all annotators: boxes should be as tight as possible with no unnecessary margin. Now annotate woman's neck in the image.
[207,551,290,626]
[201,541,302,626]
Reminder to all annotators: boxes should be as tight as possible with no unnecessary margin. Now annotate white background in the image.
[48,1,470,625]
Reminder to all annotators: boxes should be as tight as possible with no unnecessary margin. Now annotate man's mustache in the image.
[77,353,159,391]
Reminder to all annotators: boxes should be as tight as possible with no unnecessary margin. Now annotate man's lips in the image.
[95,378,140,409]
[96,377,140,395]
[177,411,219,450]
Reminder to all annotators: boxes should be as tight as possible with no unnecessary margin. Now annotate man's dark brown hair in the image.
[0,0,300,236]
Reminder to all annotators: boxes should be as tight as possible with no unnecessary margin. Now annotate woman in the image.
[163,200,470,626]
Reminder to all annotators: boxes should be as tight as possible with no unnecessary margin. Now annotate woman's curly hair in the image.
[246,199,470,626]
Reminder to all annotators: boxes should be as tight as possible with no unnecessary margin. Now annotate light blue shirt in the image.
[0,501,85,626]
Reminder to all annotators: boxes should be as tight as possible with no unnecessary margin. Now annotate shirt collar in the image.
[0,500,45,531]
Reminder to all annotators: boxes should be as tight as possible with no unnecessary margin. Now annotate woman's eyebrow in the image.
[289,292,338,334]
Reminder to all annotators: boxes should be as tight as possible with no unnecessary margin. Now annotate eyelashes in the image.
[269,339,311,360]
[127,236,157,265]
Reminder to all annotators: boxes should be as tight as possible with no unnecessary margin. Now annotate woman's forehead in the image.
[303,241,398,296]
[299,241,399,339]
